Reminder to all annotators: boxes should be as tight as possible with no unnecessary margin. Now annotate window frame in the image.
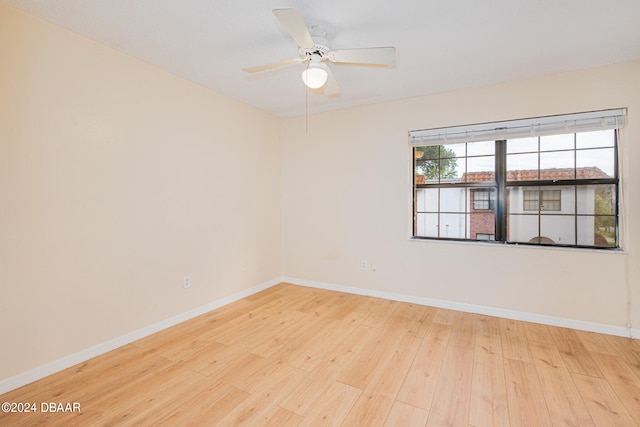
[412,132,620,250]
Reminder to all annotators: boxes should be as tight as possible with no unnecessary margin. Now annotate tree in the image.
[594,188,615,233]
[414,145,458,180]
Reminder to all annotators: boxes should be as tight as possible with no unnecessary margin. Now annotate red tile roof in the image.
[416,167,609,184]
[460,167,610,182]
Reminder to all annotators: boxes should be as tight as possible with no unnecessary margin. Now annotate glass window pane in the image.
[507,153,538,180]
[439,157,463,182]
[439,213,466,238]
[441,143,466,158]
[577,216,595,246]
[476,233,495,241]
[416,213,439,237]
[539,188,573,214]
[508,214,539,243]
[464,156,494,183]
[594,218,616,247]
[523,189,540,211]
[539,150,574,175]
[414,174,431,185]
[507,187,528,214]
[473,191,488,210]
[576,185,615,215]
[423,171,439,183]
[415,188,439,212]
[576,130,615,149]
[470,212,495,239]
[540,133,574,151]
[507,137,538,153]
[576,148,615,178]
[515,187,570,214]
[440,188,467,213]
[415,148,439,182]
[577,216,616,247]
[540,215,575,245]
[467,140,495,156]
[472,189,495,210]
[415,146,439,160]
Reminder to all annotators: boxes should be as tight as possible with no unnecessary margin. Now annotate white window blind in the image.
[409,109,626,147]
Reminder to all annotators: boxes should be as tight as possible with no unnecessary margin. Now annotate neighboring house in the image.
[415,167,612,245]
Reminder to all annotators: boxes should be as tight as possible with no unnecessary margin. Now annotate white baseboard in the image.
[0,278,282,395]
[281,276,640,340]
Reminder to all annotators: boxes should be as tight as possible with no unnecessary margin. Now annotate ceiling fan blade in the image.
[323,66,341,96]
[242,58,300,73]
[273,9,315,49]
[328,47,396,65]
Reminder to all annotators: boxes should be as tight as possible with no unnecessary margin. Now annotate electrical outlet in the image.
[183,275,191,289]
[360,260,368,271]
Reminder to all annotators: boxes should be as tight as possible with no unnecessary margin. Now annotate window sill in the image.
[408,236,626,254]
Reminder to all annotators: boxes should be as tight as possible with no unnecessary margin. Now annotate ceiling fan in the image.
[242,8,396,95]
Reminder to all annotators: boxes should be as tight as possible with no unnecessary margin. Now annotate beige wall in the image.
[281,60,640,330]
[0,5,281,380]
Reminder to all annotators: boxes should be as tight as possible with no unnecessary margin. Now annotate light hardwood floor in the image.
[2,283,640,426]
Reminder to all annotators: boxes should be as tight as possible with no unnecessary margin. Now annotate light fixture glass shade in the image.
[302,66,328,89]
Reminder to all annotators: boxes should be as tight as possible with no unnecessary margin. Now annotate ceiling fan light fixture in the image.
[301,56,327,89]
[302,67,328,89]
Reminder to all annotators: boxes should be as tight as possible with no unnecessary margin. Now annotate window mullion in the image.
[495,140,507,241]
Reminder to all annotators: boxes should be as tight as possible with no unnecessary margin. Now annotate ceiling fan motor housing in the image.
[298,37,331,59]
[299,29,330,60]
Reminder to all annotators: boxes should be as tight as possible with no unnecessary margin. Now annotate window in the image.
[411,109,624,249]
[523,190,539,211]
[523,190,561,211]
[413,142,495,240]
[473,190,495,210]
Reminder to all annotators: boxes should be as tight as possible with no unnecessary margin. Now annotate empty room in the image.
[1,1,639,425]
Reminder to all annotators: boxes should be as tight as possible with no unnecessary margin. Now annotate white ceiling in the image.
[3,0,640,117]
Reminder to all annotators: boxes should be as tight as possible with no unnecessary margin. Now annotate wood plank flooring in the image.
[1,283,639,426]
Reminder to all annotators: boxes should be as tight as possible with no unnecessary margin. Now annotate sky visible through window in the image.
[444,130,615,178]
